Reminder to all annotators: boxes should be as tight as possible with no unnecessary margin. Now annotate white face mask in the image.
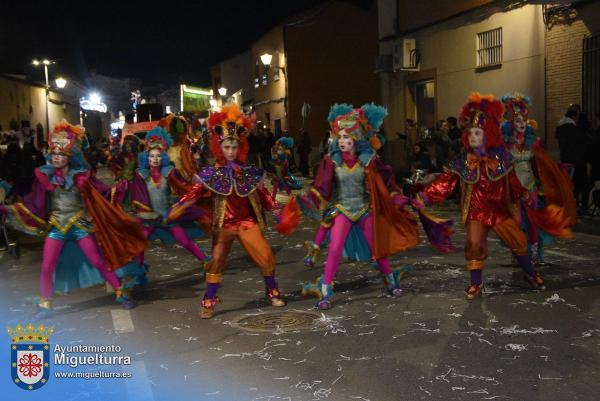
[51,151,69,169]
[148,149,162,167]
[337,130,355,153]
[220,139,239,161]
[468,127,485,149]
[513,115,527,136]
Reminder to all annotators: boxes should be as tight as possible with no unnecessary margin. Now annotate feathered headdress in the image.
[501,93,530,120]
[121,133,141,150]
[500,93,538,147]
[144,126,173,153]
[327,103,388,148]
[459,93,504,149]
[48,120,87,155]
[275,137,294,149]
[159,114,188,145]
[207,103,254,143]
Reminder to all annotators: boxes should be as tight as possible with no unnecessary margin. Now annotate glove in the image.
[391,193,409,207]
[411,195,425,211]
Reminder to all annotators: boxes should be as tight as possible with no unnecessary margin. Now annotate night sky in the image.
[1,0,373,87]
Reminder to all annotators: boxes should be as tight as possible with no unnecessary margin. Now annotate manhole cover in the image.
[231,310,325,333]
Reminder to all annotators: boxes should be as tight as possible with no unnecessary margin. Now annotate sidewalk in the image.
[574,215,600,236]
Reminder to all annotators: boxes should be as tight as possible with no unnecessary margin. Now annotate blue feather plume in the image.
[327,103,354,123]
[361,103,388,132]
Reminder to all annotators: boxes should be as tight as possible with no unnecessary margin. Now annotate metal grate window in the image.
[583,33,600,125]
[477,27,502,67]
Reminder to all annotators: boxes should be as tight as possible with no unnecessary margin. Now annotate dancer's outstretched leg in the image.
[78,235,136,309]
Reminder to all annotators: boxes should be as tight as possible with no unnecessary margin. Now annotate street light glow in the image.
[218,87,227,96]
[32,60,40,66]
[90,92,101,104]
[42,59,51,65]
[260,53,273,66]
[55,77,67,89]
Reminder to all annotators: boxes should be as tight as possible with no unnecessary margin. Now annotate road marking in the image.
[111,309,135,333]
[126,361,154,401]
[544,250,591,261]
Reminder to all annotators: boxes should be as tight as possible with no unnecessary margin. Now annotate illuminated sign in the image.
[80,98,108,113]
[180,84,213,113]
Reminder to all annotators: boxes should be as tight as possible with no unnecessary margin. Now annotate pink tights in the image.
[314,225,328,246]
[40,235,121,298]
[323,213,392,285]
[137,225,206,265]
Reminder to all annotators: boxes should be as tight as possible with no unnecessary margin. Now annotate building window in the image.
[273,52,280,82]
[476,27,502,67]
[254,62,260,88]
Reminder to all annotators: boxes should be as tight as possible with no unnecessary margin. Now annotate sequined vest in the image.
[334,162,369,221]
[146,175,170,216]
[510,147,535,191]
[49,186,88,231]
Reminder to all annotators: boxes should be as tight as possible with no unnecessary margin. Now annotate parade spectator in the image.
[410,142,432,173]
[298,130,312,177]
[430,120,450,170]
[247,130,261,166]
[262,129,276,168]
[319,131,330,158]
[13,140,45,196]
[588,112,600,205]
[0,138,21,186]
[447,116,462,156]
[557,107,590,213]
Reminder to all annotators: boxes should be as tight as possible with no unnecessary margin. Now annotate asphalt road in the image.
[1,194,599,401]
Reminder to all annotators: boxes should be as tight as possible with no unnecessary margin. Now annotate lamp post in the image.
[32,59,54,139]
[218,87,227,104]
[260,52,287,132]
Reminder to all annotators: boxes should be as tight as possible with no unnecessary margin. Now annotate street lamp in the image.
[32,59,55,139]
[55,77,67,89]
[90,92,102,104]
[260,53,273,66]
[218,87,227,96]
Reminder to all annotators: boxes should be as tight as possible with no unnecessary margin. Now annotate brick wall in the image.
[545,15,589,156]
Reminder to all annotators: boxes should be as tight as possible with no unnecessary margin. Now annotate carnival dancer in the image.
[111,134,141,212]
[297,104,452,310]
[302,131,387,268]
[501,94,577,264]
[0,121,147,317]
[169,104,298,319]
[269,137,303,199]
[413,93,572,300]
[122,127,208,277]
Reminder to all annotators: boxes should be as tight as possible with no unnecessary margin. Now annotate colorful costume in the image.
[299,104,421,310]
[111,134,140,212]
[500,94,576,264]
[124,127,208,274]
[270,137,303,199]
[0,121,147,316]
[303,132,387,268]
[415,93,571,299]
[169,104,291,318]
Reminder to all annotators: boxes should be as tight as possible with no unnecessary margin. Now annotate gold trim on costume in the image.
[132,200,153,212]
[461,182,473,224]
[48,210,87,234]
[310,188,328,209]
[334,203,370,222]
[206,273,222,284]
[248,192,266,230]
[14,203,47,225]
[466,259,484,269]
[342,161,360,173]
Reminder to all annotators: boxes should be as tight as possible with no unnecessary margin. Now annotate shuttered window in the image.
[477,27,502,67]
